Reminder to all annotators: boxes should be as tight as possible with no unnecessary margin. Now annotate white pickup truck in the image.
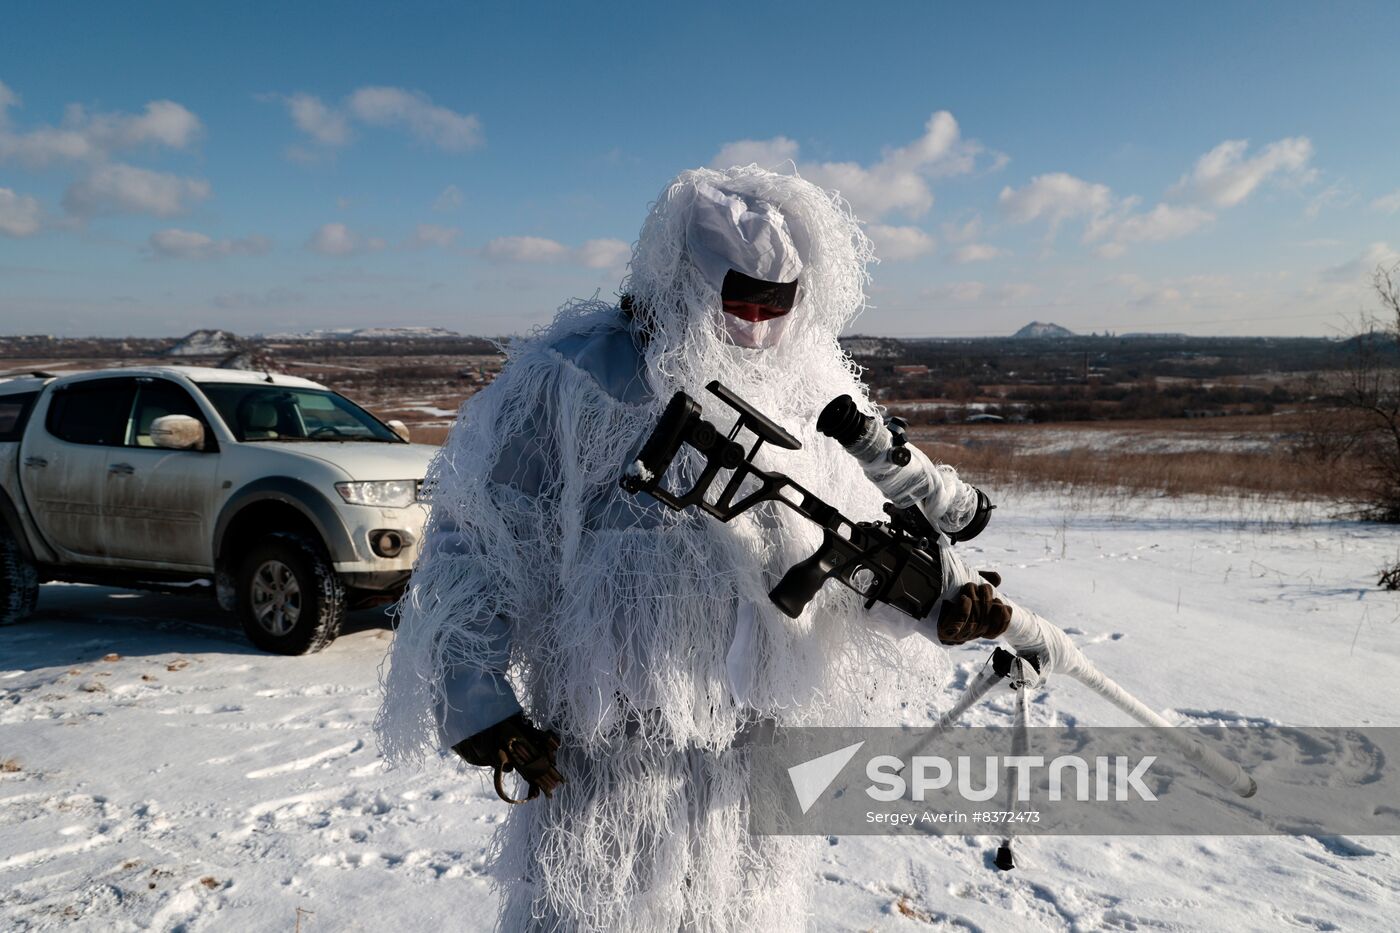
[0,366,437,653]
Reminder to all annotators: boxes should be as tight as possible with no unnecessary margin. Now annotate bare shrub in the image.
[1307,261,1400,521]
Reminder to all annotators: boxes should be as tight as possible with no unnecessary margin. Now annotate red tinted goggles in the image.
[721,269,799,323]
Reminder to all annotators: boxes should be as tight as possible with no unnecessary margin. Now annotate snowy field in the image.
[3,492,1399,931]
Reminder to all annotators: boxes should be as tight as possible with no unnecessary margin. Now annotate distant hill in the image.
[164,329,242,357]
[261,326,462,341]
[1013,321,1076,339]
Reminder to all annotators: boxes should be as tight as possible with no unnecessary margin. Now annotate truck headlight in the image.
[335,480,419,508]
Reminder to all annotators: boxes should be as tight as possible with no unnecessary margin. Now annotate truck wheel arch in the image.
[0,487,37,564]
[213,479,357,609]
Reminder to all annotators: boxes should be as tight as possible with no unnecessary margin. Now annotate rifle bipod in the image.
[915,647,1041,872]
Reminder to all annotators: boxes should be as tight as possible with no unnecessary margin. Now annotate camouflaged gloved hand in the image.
[452,712,565,804]
[937,570,1013,645]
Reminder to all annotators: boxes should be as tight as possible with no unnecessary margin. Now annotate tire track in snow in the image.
[244,740,362,779]
[0,833,112,872]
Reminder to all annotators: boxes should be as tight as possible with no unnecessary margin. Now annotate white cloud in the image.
[484,235,570,263]
[149,228,270,259]
[272,87,482,157]
[0,80,18,120]
[281,93,350,146]
[1135,285,1183,307]
[1322,242,1400,284]
[0,187,42,237]
[710,136,800,171]
[951,242,1008,264]
[1304,182,1354,220]
[999,172,1114,229]
[711,112,997,220]
[1003,169,1216,257]
[867,224,935,261]
[82,99,201,151]
[804,112,985,218]
[805,159,936,218]
[0,82,201,167]
[347,86,482,151]
[433,184,463,212]
[1109,271,1250,311]
[306,222,384,256]
[1087,202,1214,246]
[407,223,460,249]
[1169,137,1313,208]
[484,235,630,269]
[1371,189,1400,215]
[574,238,631,269]
[941,214,983,244]
[62,163,210,217]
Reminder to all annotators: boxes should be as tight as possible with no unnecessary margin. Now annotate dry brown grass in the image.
[406,423,454,446]
[926,444,1329,499]
[912,414,1344,501]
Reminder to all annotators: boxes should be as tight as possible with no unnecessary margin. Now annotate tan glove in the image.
[937,570,1012,645]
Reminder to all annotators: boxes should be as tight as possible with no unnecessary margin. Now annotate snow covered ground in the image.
[3,492,1399,931]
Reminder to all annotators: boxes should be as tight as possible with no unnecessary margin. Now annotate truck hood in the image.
[265,441,439,481]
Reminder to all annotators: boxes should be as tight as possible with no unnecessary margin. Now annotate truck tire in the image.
[235,532,346,655]
[0,527,40,626]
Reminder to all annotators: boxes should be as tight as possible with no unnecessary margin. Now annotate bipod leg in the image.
[897,647,1017,782]
[995,652,1040,872]
[935,647,1019,732]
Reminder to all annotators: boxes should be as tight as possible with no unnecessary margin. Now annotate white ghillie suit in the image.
[376,166,973,931]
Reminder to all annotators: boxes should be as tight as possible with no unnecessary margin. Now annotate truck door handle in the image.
[23,456,47,468]
[108,462,135,475]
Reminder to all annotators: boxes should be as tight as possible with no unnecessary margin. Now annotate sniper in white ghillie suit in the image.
[376,166,978,931]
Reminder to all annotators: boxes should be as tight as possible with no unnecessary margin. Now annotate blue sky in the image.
[1,1,1397,338]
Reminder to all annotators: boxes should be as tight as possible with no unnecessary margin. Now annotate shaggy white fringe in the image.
[376,166,952,931]
[494,744,817,932]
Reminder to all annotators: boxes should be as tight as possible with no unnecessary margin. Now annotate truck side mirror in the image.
[386,419,411,442]
[150,414,205,450]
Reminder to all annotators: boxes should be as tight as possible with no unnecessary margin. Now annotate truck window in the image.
[45,379,138,446]
[0,392,38,441]
[127,380,213,449]
[200,383,400,443]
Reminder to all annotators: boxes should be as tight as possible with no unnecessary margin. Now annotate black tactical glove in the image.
[937,570,1012,645]
[452,712,565,804]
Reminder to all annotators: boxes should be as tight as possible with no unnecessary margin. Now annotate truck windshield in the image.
[199,383,402,443]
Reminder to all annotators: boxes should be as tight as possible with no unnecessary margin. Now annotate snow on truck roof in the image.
[0,365,327,394]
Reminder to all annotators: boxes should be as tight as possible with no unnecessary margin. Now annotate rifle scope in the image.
[816,394,994,544]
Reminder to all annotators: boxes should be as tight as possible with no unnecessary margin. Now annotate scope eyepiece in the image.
[816,395,873,448]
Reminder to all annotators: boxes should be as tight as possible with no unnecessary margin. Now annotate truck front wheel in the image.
[0,527,39,626]
[236,532,346,654]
